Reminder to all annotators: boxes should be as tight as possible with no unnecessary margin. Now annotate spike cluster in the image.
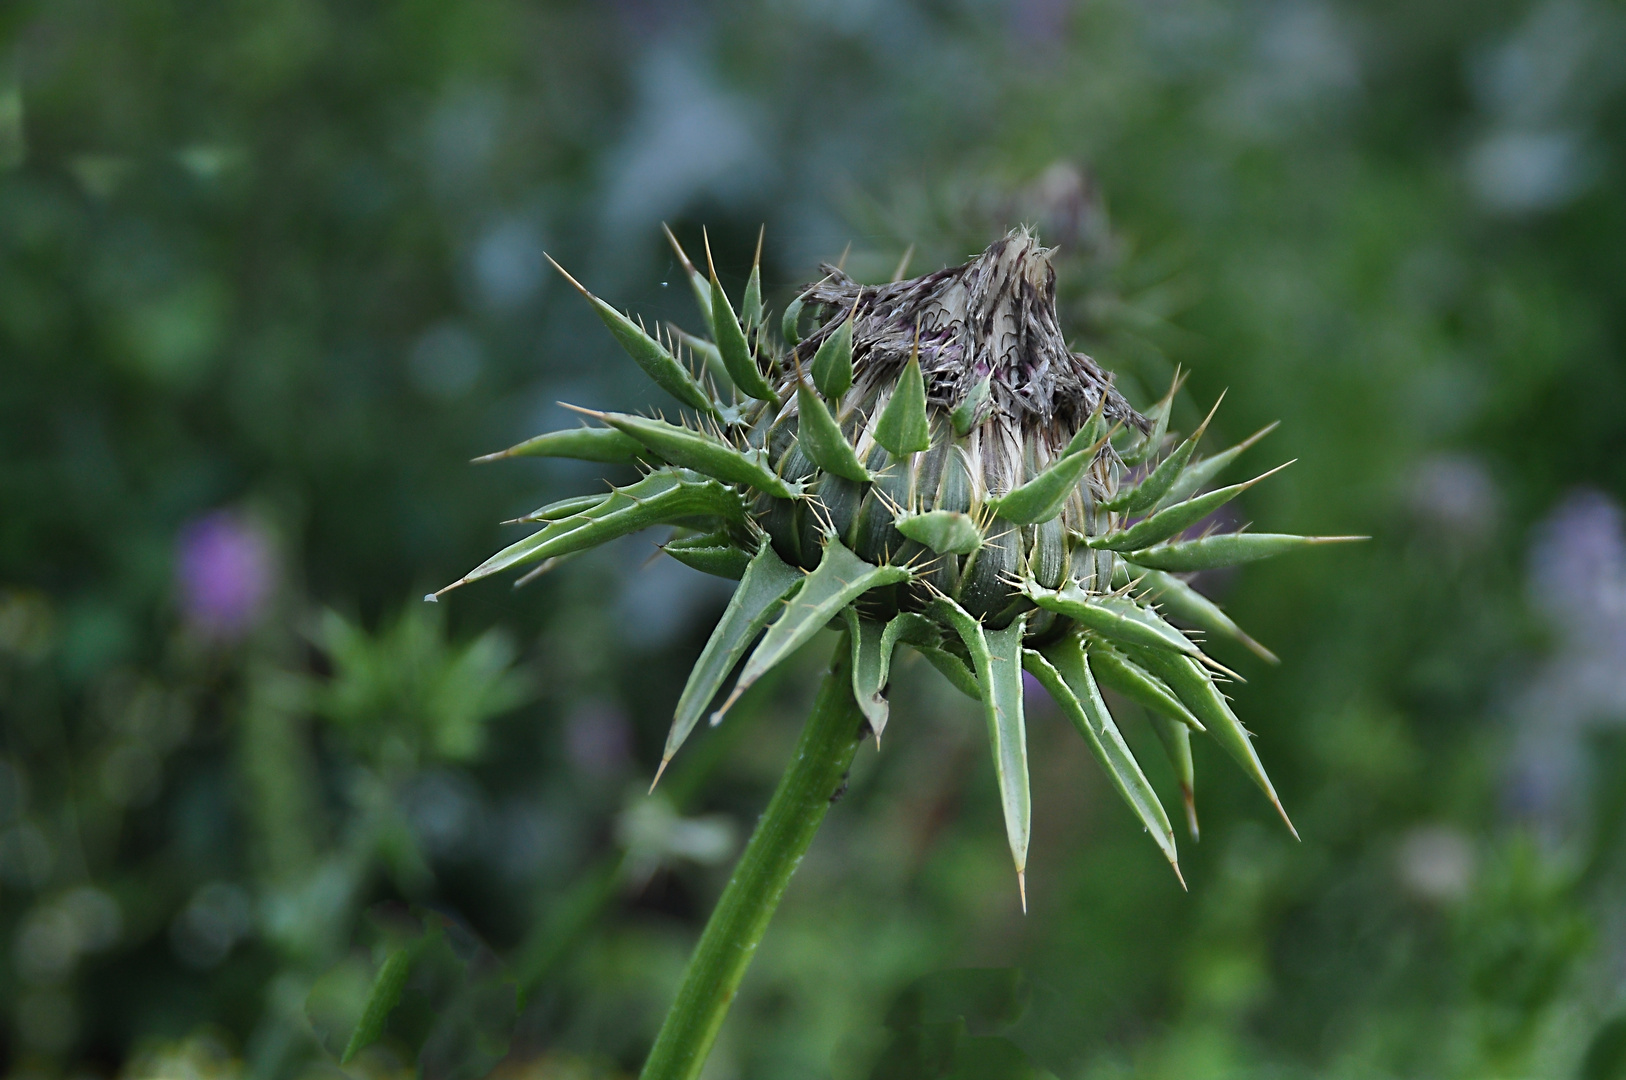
[440,227,1362,901]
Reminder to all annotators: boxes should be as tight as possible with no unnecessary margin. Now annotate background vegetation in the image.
[3,1,1626,1077]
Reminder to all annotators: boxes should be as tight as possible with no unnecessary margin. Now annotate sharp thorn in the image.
[713,681,748,724]
[543,253,593,300]
[1236,420,1281,453]
[662,222,697,271]
[1191,389,1226,444]
[1018,870,1028,914]
[891,243,914,282]
[1262,782,1299,840]
[649,757,671,794]
[1171,857,1188,891]
[1198,653,1247,684]
[1182,787,1200,842]
[1239,631,1280,665]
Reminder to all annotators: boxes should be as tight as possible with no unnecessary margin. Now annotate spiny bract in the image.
[436,227,1361,900]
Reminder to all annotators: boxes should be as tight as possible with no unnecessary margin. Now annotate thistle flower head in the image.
[439,226,1362,902]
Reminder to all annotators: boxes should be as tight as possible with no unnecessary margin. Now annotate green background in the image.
[3,1,1625,1077]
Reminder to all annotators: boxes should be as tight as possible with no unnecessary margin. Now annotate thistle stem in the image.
[639,639,865,1080]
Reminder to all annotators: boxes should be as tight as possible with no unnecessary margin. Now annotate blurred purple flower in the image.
[1406,453,1501,540]
[174,512,275,640]
[1507,488,1626,833]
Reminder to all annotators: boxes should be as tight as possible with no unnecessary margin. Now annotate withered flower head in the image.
[436,227,1361,897]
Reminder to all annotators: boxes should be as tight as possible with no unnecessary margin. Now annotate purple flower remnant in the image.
[174,512,275,641]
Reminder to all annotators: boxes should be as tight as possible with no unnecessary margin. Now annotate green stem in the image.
[639,639,865,1080]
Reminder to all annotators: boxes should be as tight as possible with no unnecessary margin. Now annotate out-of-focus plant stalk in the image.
[639,639,864,1080]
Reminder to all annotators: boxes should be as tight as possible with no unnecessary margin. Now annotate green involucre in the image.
[895,509,983,555]
[710,270,776,401]
[986,447,1096,525]
[796,382,872,482]
[809,309,855,402]
[873,355,931,456]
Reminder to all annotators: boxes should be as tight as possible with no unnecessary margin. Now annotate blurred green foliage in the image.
[3,1,1626,1079]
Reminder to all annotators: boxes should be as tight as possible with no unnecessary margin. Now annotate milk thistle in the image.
[435,227,1358,1080]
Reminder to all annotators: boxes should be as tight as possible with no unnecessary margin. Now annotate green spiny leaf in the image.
[781,295,805,347]
[1127,645,1296,837]
[547,255,718,417]
[472,426,645,465]
[895,509,982,555]
[709,256,776,401]
[437,469,746,593]
[1125,532,1366,572]
[1061,396,1108,458]
[725,536,910,711]
[1087,462,1292,552]
[810,307,855,402]
[843,609,893,739]
[1021,581,1198,656]
[1156,422,1278,510]
[934,597,1029,893]
[881,611,943,654]
[1120,368,1183,466]
[1105,395,1222,514]
[1122,564,1277,663]
[985,614,1031,891]
[667,325,729,389]
[797,382,872,482]
[880,611,972,698]
[579,408,801,498]
[514,492,610,524]
[1086,642,1203,731]
[874,354,931,456]
[742,227,764,330]
[662,540,802,769]
[662,531,754,580]
[1025,641,1180,879]
[952,375,992,437]
[1148,711,1198,840]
